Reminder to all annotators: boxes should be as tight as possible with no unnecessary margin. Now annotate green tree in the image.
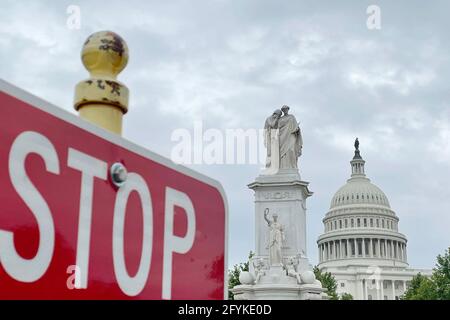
[340,292,354,300]
[313,266,338,300]
[402,273,436,300]
[228,251,254,300]
[402,247,450,300]
[432,247,450,299]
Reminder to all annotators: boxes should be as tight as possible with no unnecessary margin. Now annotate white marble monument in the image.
[232,106,327,300]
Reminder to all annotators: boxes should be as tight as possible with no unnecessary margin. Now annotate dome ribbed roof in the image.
[330,177,390,209]
[330,139,390,209]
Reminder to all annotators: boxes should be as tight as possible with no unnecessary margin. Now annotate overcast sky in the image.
[1,0,449,270]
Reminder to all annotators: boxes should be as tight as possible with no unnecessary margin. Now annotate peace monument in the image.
[231,106,326,300]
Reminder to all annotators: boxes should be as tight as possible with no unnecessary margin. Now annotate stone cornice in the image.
[323,213,399,224]
[318,267,432,278]
[248,179,313,198]
[317,230,408,242]
[325,206,397,219]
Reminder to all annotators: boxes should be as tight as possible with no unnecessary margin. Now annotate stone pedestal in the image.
[233,282,326,300]
[231,171,327,300]
[250,172,311,259]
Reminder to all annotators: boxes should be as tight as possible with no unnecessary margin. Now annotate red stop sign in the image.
[0,80,228,299]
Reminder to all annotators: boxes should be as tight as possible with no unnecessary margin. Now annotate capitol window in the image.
[340,283,345,287]
[357,219,361,227]
[351,219,354,227]
[370,219,373,227]
[345,220,348,228]
[339,220,342,229]
[364,218,367,227]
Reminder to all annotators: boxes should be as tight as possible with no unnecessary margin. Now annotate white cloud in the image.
[430,113,450,163]
[347,67,435,95]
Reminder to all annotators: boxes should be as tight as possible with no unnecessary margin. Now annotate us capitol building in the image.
[317,139,431,300]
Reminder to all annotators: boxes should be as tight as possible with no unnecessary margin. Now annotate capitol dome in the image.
[317,139,408,269]
[316,139,432,300]
[330,175,390,209]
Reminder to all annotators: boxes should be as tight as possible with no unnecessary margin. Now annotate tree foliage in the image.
[313,266,338,300]
[340,292,354,300]
[402,273,436,300]
[313,266,353,300]
[433,247,450,299]
[403,247,450,300]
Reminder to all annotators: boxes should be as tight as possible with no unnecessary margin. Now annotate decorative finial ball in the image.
[300,271,316,284]
[81,31,129,77]
[239,271,255,285]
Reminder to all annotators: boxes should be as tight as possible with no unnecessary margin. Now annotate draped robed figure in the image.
[264,208,285,267]
[263,105,302,173]
[278,106,302,170]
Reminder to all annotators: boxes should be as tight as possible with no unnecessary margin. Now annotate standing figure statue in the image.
[278,105,302,169]
[263,109,282,173]
[264,208,285,267]
[262,105,303,174]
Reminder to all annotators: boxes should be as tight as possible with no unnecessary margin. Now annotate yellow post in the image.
[74,31,129,135]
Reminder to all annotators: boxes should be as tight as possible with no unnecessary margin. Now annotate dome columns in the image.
[351,159,366,176]
[318,237,408,264]
[350,138,367,177]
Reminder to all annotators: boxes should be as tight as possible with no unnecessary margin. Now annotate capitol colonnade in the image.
[318,238,408,262]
